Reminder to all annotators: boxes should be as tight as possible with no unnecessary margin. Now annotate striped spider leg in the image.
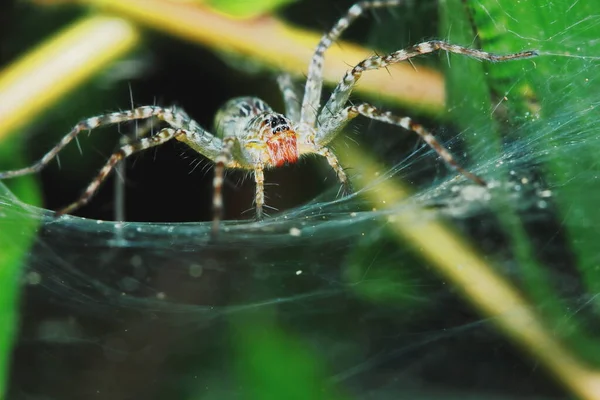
[114,114,164,221]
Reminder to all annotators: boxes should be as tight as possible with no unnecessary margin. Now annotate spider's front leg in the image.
[301,0,403,127]
[320,41,537,122]
[0,106,182,180]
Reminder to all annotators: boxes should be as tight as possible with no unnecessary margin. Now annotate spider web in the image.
[3,0,600,399]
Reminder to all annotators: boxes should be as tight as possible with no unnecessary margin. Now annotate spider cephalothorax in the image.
[0,0,537,236]
[214,97,299,167]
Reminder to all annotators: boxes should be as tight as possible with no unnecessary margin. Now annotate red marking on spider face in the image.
[267,130,298,167]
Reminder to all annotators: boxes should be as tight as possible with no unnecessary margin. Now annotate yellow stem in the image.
[35,0,445,113]
[342,144,600,400]
[0,15,139,141]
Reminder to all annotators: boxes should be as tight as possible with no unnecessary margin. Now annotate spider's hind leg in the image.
[316,103,486,186]
[350,103,487,186]
[56,127,182,217]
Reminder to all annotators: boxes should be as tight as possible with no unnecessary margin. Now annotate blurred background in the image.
[1,0,600,399]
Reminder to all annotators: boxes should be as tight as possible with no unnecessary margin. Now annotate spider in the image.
[0,0,537,235]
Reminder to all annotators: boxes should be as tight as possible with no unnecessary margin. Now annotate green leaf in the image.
[0,122,43,398]
[0,184,39,397]
[441,0,600,366]
[344,228,427,308]
[230,311,347,400]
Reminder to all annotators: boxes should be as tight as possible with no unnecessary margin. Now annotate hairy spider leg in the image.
[312,42,537,185]
[0,106,220,179]
[211,136,238,235]
[253,166,266,219]
[320,40,538,123]
[114,114,164,221]
[316,103,487,185]
[315,147,352,196]
[300,0,402,127]
[56,128,184,216]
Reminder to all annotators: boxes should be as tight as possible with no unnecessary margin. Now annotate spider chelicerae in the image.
[0,0,537,234]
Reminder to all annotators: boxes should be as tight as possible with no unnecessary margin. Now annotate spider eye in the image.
[270,120,277,128]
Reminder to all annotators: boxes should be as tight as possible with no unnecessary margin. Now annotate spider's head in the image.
[261,114,298,167]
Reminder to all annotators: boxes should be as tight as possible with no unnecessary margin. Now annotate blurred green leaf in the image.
[0,185,39,397]
[441,0,600,366]
[344,229,427,308]
[496,0,600,364]
[494,0,600,297]
[0,119,40,400]
[231,312,347,400]
[0,133,41,398]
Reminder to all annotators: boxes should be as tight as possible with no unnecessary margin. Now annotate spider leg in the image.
[55,127,183,217]
[0,106,212,179]
[212,137,237,236]
[120,115,160,145]
[254,165,265,220]
[319,40,537,123]
[212,153,265,236]
[316,103,487,186]
[300,0,402,127]
[316,147,353,196]
[114,115,162,221]
[276,74,301,121]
